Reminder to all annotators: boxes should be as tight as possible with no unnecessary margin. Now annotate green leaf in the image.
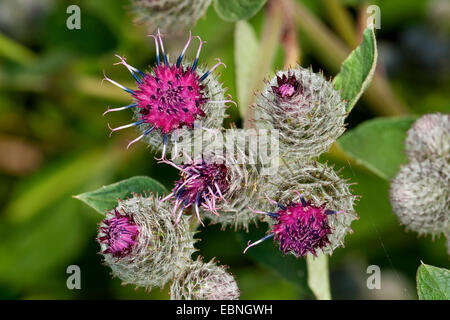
[337,116,417,180]
[74,176,167,214]
[307,254,331,300]
[234,21,259,118]
[214,0,267,22]
[417,262,450,300]
[333,27,377,112]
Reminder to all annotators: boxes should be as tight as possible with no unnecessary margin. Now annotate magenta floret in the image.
[271,73,302,99]
[272,202,332,256]
[245,194,338,257]
[98,209,140,258]
[134,64,207,134]
[163,158,230,226]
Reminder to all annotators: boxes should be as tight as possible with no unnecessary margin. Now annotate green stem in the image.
[306,254,331,300]
[322,0,358,48]
[280,0,301,68]
[243,0,284,129]
[0,32,36,65]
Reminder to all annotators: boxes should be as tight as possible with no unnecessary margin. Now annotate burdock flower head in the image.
[103,30,231,159]
[162,129,268,230]
[244,193,335,257]
[170,258,240,300]
[98,194,196,290]
[390,158,449,237]
[244,161,358,257]
[161,153,231,226]
[130,0,211,34]
[254,66,347,159]
[405,113,449,161]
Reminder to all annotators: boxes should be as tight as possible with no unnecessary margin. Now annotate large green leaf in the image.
[74,176,167,214]
[234,20,259,118]
[214,0,267,22]
[337,116,417,180]
[333,27,377,112]
[417,263,450,300]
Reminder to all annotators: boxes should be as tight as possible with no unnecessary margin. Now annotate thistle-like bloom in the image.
[254,66,347,159]
[162,154,230,226]
[390,158,449,237]
[405,113,449,161]
[170,258,240,300]
[244,193,337,257]
[162,130,270,230]
[103,30,231,158]
[245,161,358,256]
[130,0,212,34]
[98,195,196,290]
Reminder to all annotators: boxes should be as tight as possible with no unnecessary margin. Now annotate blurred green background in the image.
[0,0,448,299]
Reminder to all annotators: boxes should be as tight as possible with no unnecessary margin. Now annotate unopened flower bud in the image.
[130,0,211,33]
[254,67,347,159]
[203,130,272,230]
[390,158,449,237]
[170,258,240,300]
[405,113,449,161]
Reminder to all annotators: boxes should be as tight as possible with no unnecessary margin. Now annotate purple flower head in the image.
[98,209,139,258]
[244,192,342,257]
[162,156,230,226]
[271,73,302,99]
[98,196,197,290]
[134,64,207,134]
[103,30,230,158]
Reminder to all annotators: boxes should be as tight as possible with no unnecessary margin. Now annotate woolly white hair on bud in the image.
[254,66,347,159]
[447,232,450,256]
[130,0,212,33]
[405,113,450,161]
[98,194,196,291]
[170,258,240,300]
[264,160,359,256]
[390,158,449,237]
[204,129,273,230]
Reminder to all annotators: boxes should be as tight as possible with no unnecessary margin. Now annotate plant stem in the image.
[243,0,284,129]
[306,254,332,300]
[322,0,358,48]
[0,32,36,65]
[280,0,301,68]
